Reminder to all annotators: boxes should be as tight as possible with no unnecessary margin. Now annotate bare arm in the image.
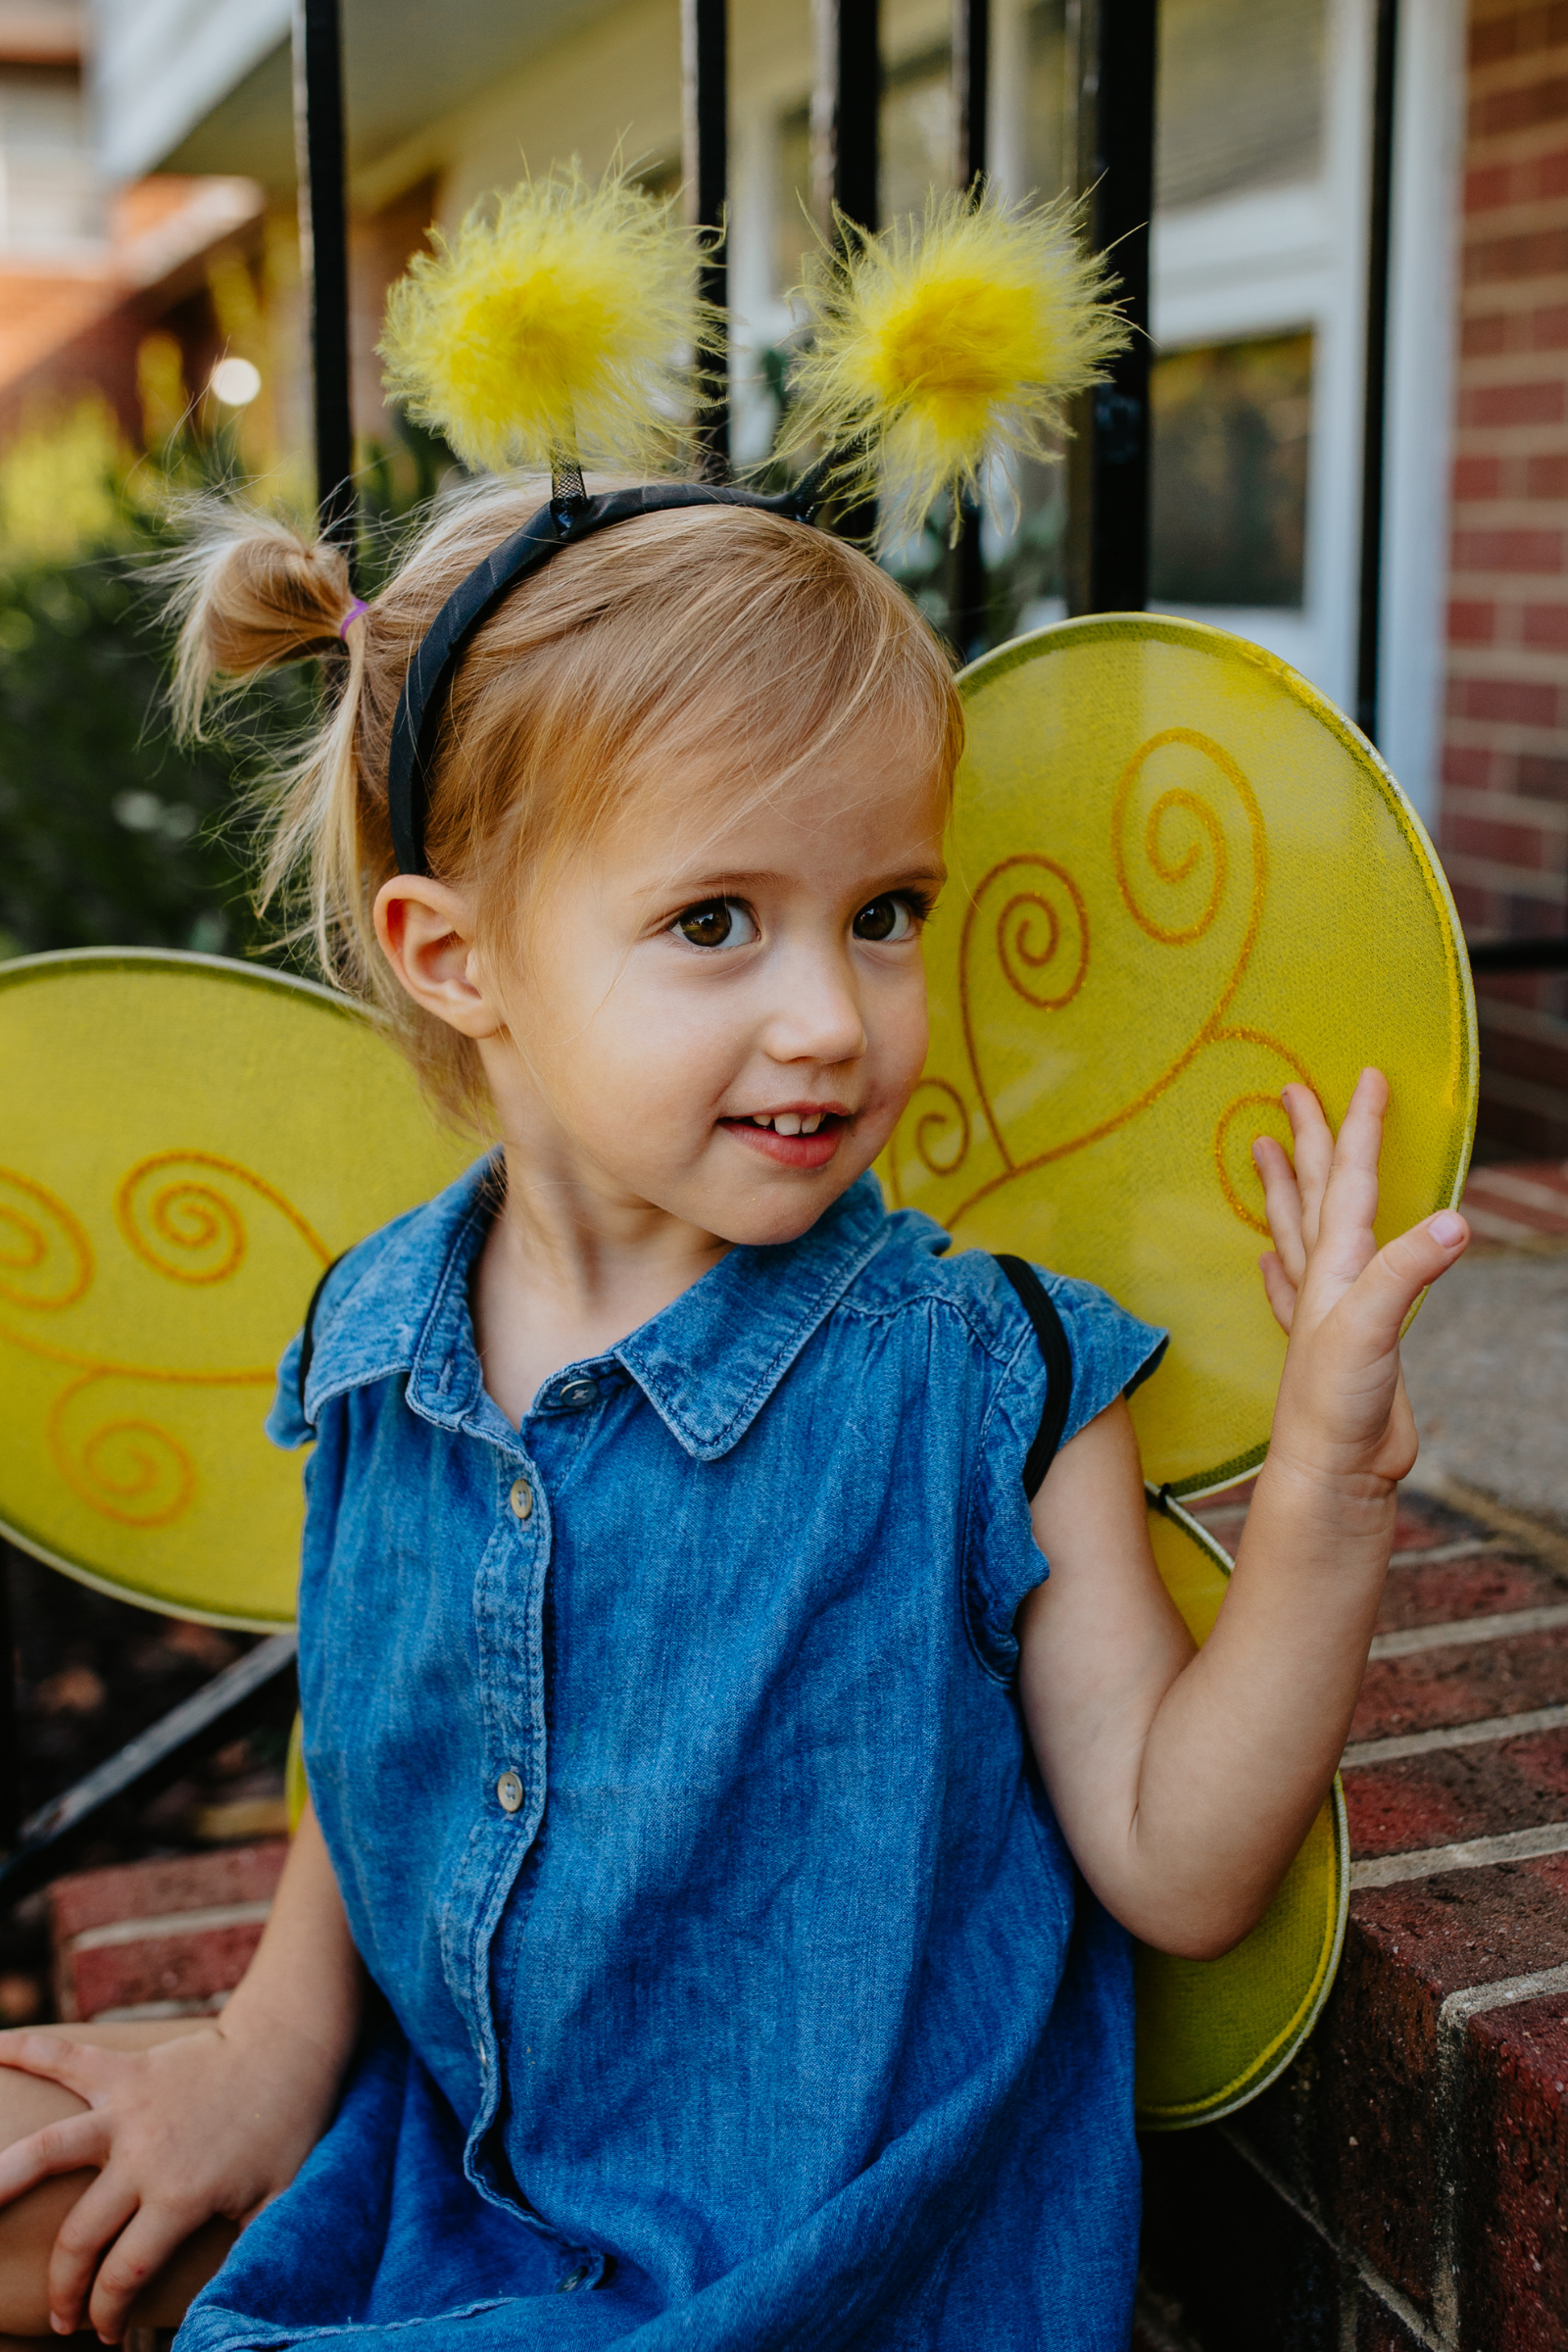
[0,1798,361,2340]
[1018,1070,1469,1959]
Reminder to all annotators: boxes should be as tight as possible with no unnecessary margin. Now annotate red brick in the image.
[47,1841,287,1940]
[1452,526,1563,573]
[1461,1994,1568,2350]
[1446,810,1555,862]
[1518,751,1568,798]
[1525,450,1568,497]
[63,1914,269,2021]
[1467,159,1517,210]
[1469,224,1568,282]
[1465,311,1513,356]
[1345,1730,1568,1861]
[1473,75,1568,139]
[1532,301,1568,348]
[1453,452,1505,502]
[1484,1026,1568,1092]
[1450,597,1499,644]
[1352,1626,1568,1743]
[1378,1550,1568,1635]
[1460,377,1567,426]
[1444,743,1497,791]
[1319,1868,1568,2308]
[1457,675,1562,724]
[1523,599,1568,648]
[1470,5,1568,69]
[1537,143,1568,197]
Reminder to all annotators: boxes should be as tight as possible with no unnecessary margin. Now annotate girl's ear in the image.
[373,876,503,1040]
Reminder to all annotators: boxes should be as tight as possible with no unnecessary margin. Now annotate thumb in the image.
[0,2030,115,2099]
[1356,1210,1469,1341]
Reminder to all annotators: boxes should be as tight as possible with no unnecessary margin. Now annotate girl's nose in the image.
[760,950,867,1067]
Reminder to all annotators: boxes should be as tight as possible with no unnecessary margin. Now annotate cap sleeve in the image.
[964,1268,1167,1678]
[266,1329,312,1451]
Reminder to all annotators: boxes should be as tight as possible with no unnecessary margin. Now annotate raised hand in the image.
[1251,1069,1469,1489]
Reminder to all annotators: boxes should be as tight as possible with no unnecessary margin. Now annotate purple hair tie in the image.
[337,597,369,639]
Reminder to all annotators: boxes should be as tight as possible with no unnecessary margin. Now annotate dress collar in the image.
[306,1158,893,1460]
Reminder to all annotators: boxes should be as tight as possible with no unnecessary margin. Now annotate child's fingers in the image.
[1258,1250,1297,1334]
[48,2168,138,2335]
[88,2198,200,2341]
[1252,1138,1305,1286]
[1346,1210,1470,1353]
[1280,1086,1336,1250]
[0,2109,103,2205]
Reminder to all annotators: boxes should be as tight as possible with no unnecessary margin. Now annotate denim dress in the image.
[176,1163,1164,2352]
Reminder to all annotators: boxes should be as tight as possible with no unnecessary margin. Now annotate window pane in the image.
[1150,330,1312,609]
[1025,0,1070,202]
[1156,0,1325,211]
[881,46,953,225]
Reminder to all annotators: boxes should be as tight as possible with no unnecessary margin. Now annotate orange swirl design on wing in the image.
[0,1152,332,1533]
[116,1152,330,1286]
[47,1376,197,1528]
[0,1170,94,1310]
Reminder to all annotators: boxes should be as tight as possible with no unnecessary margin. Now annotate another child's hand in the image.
[0,2012,339,2339]
[1252,1069,1469,1491]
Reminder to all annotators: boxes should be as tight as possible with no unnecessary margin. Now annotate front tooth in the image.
[801,1113,822,1134]
[753,1114,772,1127]
[774,1112,803,1136]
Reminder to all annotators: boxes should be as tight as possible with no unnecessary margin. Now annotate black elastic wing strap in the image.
[297,1252,347,1414]
[994,1254,1074,1500]
[386,480,815,877]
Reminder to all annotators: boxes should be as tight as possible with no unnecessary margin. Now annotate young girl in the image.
[0,179,1469,2346]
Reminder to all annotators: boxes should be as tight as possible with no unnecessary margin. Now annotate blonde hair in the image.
[171,478,963,1121]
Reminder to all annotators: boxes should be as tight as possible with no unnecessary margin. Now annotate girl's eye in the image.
[672,900,759,951]
[853,895,918,943]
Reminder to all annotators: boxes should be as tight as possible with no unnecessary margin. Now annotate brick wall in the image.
[1140,1480,1568,2352]
[1441,0,1568,1155]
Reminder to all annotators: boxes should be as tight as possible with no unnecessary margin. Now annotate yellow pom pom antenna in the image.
[782,188,1129,546]
[379,167,716,477]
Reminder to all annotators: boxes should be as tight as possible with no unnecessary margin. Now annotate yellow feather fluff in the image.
[379,167,714,476]
[782,188,1128,544]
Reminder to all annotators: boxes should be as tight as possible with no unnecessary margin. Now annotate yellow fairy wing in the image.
[0,950,473,1629]
[1135,1495,1348,2128]
[882,614,1478,1495]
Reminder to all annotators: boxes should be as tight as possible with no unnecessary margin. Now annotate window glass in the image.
[1150,330,1313,608]
[774,44,953,303]
[1025,0,1070,203]
[0,70,99,249]
[1155,0,1325,211]
[880,46,953,225]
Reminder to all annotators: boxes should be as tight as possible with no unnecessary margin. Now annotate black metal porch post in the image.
[1356,0,1399,745]
[683,0,730,475]
[813,0,880,539]
[1064,0,1157,613]
[951,0,990,660]
[293,0,357,564]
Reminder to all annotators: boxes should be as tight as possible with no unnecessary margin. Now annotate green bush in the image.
[0,402,315,966]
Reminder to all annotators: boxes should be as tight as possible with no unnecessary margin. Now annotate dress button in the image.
[557,1376,599,1411]
[496,1770,523,1813]
[509,1477,533,1521]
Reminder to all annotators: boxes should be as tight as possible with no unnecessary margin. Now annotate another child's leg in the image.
[0,2022,238,2340]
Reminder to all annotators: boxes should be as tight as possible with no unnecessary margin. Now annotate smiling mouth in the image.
[720,1109,849,1168]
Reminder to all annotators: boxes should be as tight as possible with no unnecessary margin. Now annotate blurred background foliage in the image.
[0,396,305,966]
[0,388,450,971]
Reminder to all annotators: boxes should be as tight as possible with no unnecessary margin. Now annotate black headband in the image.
[386,480,818,877]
